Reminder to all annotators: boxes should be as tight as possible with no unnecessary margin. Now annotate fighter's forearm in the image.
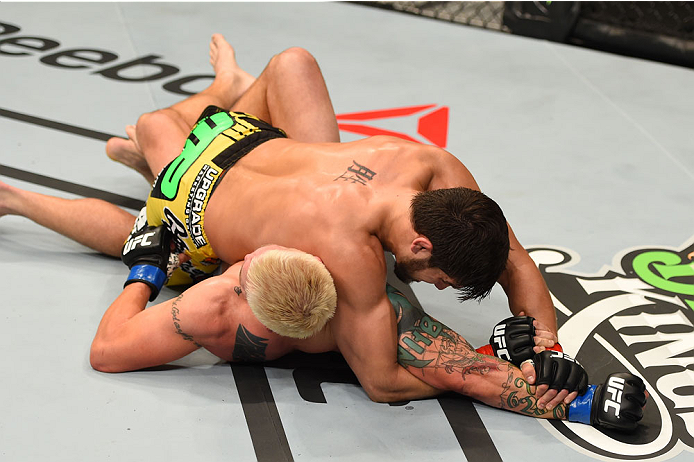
[90,283,150,369]
[499,254,557,335]
[388,285,566,419]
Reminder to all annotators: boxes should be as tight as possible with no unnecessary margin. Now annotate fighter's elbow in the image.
[362,383,395,403]
[360,375,414,403]
[89,341,119,373]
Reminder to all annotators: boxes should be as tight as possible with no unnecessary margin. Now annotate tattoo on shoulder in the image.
[234,286,242,296]
[334,160,376,186]
[171,294,202,348]
[232,325,269,362]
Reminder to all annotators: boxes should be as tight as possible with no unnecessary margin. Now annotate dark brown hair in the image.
[411,188,510,301]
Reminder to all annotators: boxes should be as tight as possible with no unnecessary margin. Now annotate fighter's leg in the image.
[106,125,154,184]
[232,47,340,143]
[0,180,135,257]
[107,34,256,179]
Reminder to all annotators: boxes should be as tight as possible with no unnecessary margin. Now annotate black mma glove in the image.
[568,372,647,432]
[476,316,564,365]
[533,350,589,394]
[476,316,536,365]
[121,225,171,301]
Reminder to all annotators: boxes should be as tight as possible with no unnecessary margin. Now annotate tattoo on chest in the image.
[334,160,376,186]
[232,324,269,362]
[171,295,202,348]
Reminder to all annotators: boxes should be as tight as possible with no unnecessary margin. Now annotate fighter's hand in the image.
[568,372,647,432]
[532,319,558,353]
[121,225,172,301]
[524,350,588,411]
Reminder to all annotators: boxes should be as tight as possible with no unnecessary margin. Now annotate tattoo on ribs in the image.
[334,160,376,185]
[232,325,269,362]
[171,295,202,347]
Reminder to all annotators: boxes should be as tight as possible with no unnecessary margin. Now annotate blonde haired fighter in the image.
[243,246,337,339]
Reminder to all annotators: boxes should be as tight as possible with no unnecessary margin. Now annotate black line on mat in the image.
[438,395,503,462]
[0,164,144,210]
[231,363,294,462]
[0,106,115,142]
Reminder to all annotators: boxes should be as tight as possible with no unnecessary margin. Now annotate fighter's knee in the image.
[135,110,170,134]
[270,47,319,73]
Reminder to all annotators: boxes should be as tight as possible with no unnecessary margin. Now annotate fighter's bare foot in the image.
[0,180,18,217]
[106,127,155,184]
[209,34,255,105]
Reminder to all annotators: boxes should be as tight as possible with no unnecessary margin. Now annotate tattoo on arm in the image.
[334,160,377,186]
[388,285,496,377]
[499,370,567,419]
[171,294,202,348]
[232,325,269,362]
[387,284,567,420]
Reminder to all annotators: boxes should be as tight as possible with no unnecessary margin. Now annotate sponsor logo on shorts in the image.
[184,164,218,249]
[529,236,694,460]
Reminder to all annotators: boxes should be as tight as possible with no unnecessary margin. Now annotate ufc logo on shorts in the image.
[492,325,510,361]
[603,375,625,417]
[123,232,155,255]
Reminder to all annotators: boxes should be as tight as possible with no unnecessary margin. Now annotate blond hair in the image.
[245,249,337,339]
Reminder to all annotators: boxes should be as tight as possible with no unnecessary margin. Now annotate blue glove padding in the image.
[125,264,167,301]
[568,385,597,425]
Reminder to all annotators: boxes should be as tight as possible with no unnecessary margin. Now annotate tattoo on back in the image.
[232,325,269,362]
[334,160,376,185]
[171,294,202,348]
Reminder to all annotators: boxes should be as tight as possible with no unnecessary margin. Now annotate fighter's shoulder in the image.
[188,270,243,313]
[326,240,388,299]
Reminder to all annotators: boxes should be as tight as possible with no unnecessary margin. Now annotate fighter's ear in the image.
[411,236,433,255]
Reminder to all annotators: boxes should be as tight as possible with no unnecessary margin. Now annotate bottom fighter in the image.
[88,221,647,432]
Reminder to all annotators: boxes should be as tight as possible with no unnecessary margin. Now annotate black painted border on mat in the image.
[0,164,144,210]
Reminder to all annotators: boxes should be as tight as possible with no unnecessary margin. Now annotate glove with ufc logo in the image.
[569,372,647,432]
[533,350,589,394]
[121,225,171,301]
[476,316,563,366]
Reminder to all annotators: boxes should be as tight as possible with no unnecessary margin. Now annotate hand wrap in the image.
[569,372,647,432]
[121,225,171,301]
[533,350,589,394]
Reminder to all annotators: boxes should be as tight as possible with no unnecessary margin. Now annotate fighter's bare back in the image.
[205,135,477,267]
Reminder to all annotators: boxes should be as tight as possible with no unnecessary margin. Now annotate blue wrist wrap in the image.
[568,384,597,424]
[126,264,167,298]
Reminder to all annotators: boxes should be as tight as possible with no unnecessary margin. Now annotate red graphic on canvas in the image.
[336,104,449,148]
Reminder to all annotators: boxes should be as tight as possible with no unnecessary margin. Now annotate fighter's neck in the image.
[374,193,417,254]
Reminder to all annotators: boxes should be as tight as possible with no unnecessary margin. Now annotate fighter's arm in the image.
[497,224,557,339]
[328,250,441,402]
[90,276,237,372]
[387,286,567,419]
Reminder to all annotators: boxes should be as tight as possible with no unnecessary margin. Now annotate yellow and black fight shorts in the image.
[145,106,287,286]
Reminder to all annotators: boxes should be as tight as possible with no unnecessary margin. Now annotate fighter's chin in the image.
[393,265,414,284]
